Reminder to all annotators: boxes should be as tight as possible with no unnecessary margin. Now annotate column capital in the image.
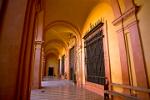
[34,40,44,45]
[34,40,44,49]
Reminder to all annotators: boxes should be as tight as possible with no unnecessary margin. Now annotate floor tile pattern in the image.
[31,79,103,100]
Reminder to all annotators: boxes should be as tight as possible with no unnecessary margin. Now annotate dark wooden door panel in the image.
[84,23,105,85]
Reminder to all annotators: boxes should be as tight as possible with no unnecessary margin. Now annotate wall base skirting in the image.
[83,81,104,96]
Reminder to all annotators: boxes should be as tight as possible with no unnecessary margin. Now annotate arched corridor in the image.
[0,0,150,100]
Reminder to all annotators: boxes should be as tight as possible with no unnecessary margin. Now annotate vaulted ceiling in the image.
[44,0,111,57]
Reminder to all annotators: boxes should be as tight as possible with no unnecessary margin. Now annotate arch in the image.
[46,52,59,59]
[44,40,67,57]
[45,48,60,57]
[44,39,68,50]
[44,20,81,42]
[82,2,115,37]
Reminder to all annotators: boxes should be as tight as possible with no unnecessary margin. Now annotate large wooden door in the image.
[84,24,105,85]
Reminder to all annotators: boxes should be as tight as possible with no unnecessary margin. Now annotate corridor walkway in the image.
[30,77,104,100]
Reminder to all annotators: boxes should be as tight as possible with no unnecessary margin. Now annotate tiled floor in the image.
[30,78,104,100]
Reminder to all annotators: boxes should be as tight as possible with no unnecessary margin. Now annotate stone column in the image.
[0,0,37,100]
[43,58,46,76]
[117,29,130,93]
[32,10,44,89]
[32,41,43,89]
[128,21,149,100]
[59,57,62,75]
[65,48,70,80]
[81,39,86,85]
[76,46,82,86]
[41,47,46,80]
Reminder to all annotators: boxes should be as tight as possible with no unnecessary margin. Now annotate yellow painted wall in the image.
[118,0,126,13]
[46,54,59,77]
[82,2,122,91]
[135,0,150,86]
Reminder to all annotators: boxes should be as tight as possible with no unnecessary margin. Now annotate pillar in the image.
[43,58,46,76]
[123,0,134,10]
[59,57,62,75]
[81,39,86,85]
[110,0,121,18]
[65,48,70,79]
[128,21,149,99]
[0,0,38,100]
[32,10,44,89]
[76,43,82,86]
[32,41,43,89]
[117,29,130,93]
[41,47,46,79]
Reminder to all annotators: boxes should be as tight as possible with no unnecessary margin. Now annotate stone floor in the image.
[30,78,104,100]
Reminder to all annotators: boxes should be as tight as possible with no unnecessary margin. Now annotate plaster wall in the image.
[0,0,28,99]
[135,0,150,86]
[118,0,126,13]
[82,2,122,92]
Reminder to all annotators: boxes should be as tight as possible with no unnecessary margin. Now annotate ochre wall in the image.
[82,0,150,92]
[82,2,122,92]
[0,0,28,99]
[135,0,150,86]
[118,0,126,13]
[46,54,59,77]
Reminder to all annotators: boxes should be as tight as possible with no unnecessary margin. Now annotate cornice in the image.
[112,6,138,25]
